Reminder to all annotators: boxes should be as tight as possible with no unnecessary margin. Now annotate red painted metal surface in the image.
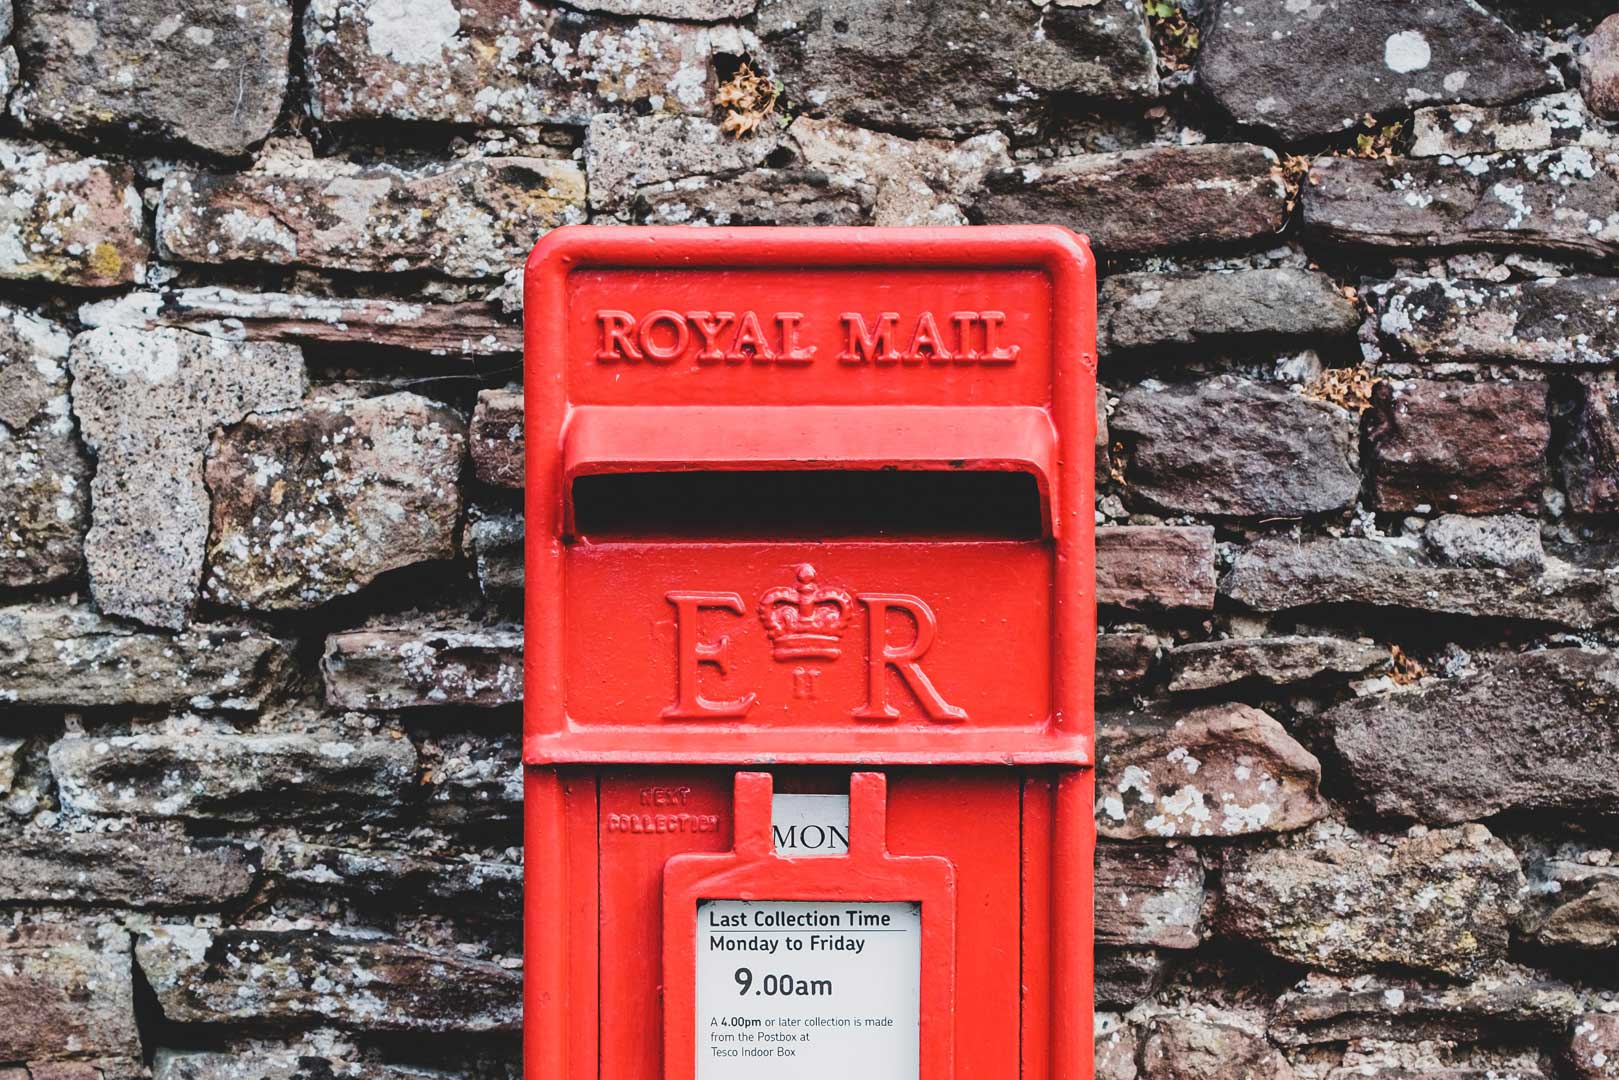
[523,226,1096,1080]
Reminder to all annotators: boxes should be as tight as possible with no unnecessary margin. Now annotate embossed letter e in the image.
[852,594,968,722]
[662,592,756,719]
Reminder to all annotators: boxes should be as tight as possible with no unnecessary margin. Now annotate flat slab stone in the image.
[157,153,586,281]
[203,392,466,611]
[629,167,873,226]
[136,926,519,1032]
[1410,92,1611,159]
[0,828,257,908]
[1100,268,1360,353]
[1096,525,1217,612]
[1168,636,1390,693]
[9,0,292,156]
[756,0,1156,138]
[322,623,523,709]
[976,144,1287,256]
[1303,150,1619,259]
[1094,843,1204,950]
[50,728,418,822]
[69,326,306,628]
[0,602,291,710]
[0,139,147,287]
[264,842,521,912]
[1370,274,1619,366]
[1196,0,1558,143]
[1324,647,1619,824]
[304,0,748,127]
[0,305,88,588]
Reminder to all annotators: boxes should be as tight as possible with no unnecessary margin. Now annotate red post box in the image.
[522,226,1097,1080]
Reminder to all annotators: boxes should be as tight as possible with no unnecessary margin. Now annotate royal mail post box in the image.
[522,226,1097,1080]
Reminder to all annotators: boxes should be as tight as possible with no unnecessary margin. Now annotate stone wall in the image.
[1,0,1618,1078]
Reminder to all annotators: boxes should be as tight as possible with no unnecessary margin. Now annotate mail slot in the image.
[522,226,1097,1080]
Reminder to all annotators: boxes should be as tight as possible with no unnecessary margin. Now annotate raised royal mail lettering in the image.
[594,309,1018,367]
[663,566,966,723]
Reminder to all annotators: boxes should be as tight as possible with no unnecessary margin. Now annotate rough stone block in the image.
[1094,843,1204,950]
[0,139,147,287]
[1100,268,1360,353]
[1222,536,1619,628]
[1368,379,1549,514]
[1095,525,1216,612]
[1096,631,1160,701]
[0,828,257,908]
[157,154,585,280]
[0,924,140,1064]
[9,0,292,156]
[1519,839,1619,952]
[1569,1013,1619,1080]
[1411,92,1608,159]
[419,732,522,826]
[1112,376,1360,517]
[756,0,1156,138]
[0,603,291,709]
[586,114,789,218]
[69,326,305,628]
[1324,648,1619,824]
[1559,373,1619,513]
[1097,703,1328,840]
[470,388,524,488]
[1371,274,1619,367]
[1196,0,1556,143]
[1138,1009,1297,1080]
[50,729,418,823]
[203,392,466,611]
[465,507,523,600]
[0,305,88,587]
[265,842,520,913]
[81,289,522,357]
[1271,969,1584,1046]
[1581,14,1619,120]
[1218,821,1525,979]
[1094,949,1168,1010]
[137,927,520,1032]
[1304,151,1619,259]
[1167,636,1390,693]
[976,144,1287,256]
[1422,514,1544,574]
[630,167,873,226]
[322,623,523,710]
[304,0,746,127]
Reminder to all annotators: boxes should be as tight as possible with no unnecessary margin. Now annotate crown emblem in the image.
[757,564,853,661]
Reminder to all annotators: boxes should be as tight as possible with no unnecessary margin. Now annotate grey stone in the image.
[631,167,873,226]
[154,1045,452,1080]
[757,0,1156,139]
[1422,515,1544,574]
[0,736,21,795]
[1100,269,1360,353]
[1218,821,1525,979]
[787,117,1012,227]
[0,924,140,1066]
[1367,380,1549,514]
[465,508,523,601]
[1569,1013,1619,1079]
[1097,631,1161,701]
[976,145,1287,256]
[1221,536,1619,628]
[1168,636,1390,693]
[136,927,520,1032]
[1411,92,1610,159]
[1271,968,1586,1046]
[567,0,751,17]
[81,289,522,357]
[264,842,520,913]
[1581,14,1619,120]
[1324,648,1619,824]
[1559,373,1619,513]
[158,153,586,281]
[1097,703,1328,840]
[1138,1009,1296,1080]
[1196,0,1558,144]
[305,1,748,127]
[322,623,523,710]
[50,729,417,823]
[0,139,147,287]
[0,305,88,587]
[2,1,11,40]
[0,827,257,908]
[1096,1011,1141,1080]
[586,114,790,218]
[1095,843,1204,950]
[1096,526,1216,612]
[203,392,466,611]
[1096,949,1169,1009]
[0,603,292,710]
[419,732,521,826]
[470,388,523,489]
[1112,376,1360,517]
[9,0,292,157]
[1303,151,1619,259]
[69,326,305,628]
[1370,274,1619,367]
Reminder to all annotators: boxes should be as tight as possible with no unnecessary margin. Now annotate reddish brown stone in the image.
[471,388,524,489]
[1580,15,1619,120]
[0,924,140,1064]
[0,139,147,287]
[1095,843,1204,950]
[1096,526,1216,612]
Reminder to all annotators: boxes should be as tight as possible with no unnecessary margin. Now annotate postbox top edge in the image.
[524,224,1095,281]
